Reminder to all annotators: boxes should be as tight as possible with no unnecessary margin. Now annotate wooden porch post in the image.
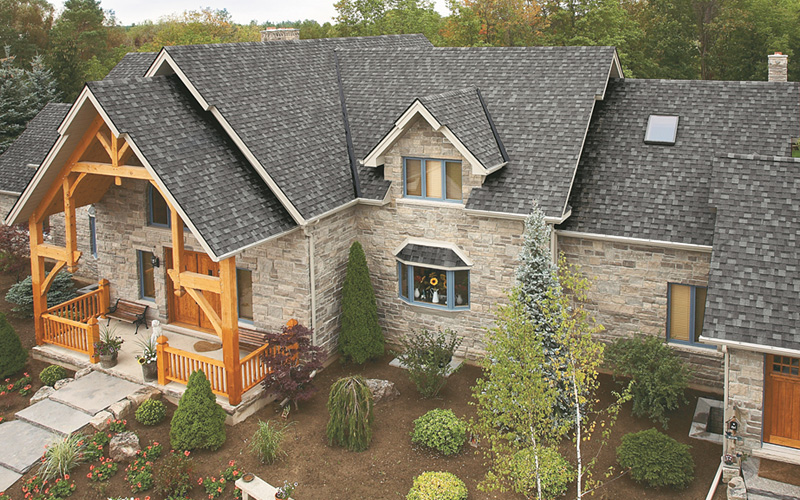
[87,316,100,363]
[219,256,242,405]
[157,335,169,386]
[170,208,185,296]
[98,279,110,316]
[62,176,78,273]
[28,218,46,345]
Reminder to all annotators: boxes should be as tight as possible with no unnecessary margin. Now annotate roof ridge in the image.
[164,33,430,51]
[716,152,800,163]
[419,86,477,102]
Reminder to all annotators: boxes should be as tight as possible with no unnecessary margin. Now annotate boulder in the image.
[127,386,161,407]
[727,476,747,500]
[30,386,55,405]
[107,399,133,420]
[54,378,74,390]
[89,410,114,431]
[74,367,93,379]
[109,431,140,462]
[366,379,400,403]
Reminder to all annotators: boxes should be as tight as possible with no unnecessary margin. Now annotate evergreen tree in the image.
[339,241,384,364]
[0,312,27,378]
[170,370,227,451]
[0,0,54,69]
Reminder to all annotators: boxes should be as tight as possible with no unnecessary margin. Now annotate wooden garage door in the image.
[165,249,221,332]
[764,354,800,448]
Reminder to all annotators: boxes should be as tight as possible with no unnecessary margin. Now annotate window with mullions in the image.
[403,158,462,201]
[148,184,170,227]
[667,283,709,347]
[398,263,469,310]
[237,268,253,323]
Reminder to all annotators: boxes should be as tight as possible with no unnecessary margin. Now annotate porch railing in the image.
[157,341,229,396]
[241,343,272,393]
[40,279,110,363]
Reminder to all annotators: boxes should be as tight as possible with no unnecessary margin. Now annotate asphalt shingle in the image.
[396,243,467,268]
[104,53,158,80]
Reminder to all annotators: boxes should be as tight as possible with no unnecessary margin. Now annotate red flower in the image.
[184,450,190,456]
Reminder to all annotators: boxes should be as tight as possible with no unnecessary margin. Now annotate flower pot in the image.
[141,361,157,382]
[99,352,118,369]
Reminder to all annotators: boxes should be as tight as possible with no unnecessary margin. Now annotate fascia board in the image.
[555,229,713,253]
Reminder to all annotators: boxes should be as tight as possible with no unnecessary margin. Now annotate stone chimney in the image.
[260,27,300,42]
[768,52,788,82]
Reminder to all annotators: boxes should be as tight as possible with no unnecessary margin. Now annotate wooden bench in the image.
[105,298,149,335]
[238,325,269,352]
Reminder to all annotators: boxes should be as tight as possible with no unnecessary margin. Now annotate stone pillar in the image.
[768,53,788,82]
[260,28,300,42]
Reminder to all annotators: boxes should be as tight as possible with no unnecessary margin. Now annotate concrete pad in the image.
[50,371,143,415]
[16,399,93,436]
[0,421,58,473]
[0,465,22,494]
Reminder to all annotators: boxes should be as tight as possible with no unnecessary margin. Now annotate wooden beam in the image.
[62,176,78,272]
[170,208,185,296]
[68,172,88,198]
[41,261,66,296]
[37,243,81,262]
[184,287,222,336]
[177,271,221,294]
[110,133,119,167]
[29,218,46,344]
[95,130,113,160]
[72,162,151,180]
[117,141,130,161]
[219,256,241,405]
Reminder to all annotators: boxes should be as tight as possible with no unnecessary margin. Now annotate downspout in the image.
[305,224,317,345]
[550,224,558,264]
[723,345,730,455]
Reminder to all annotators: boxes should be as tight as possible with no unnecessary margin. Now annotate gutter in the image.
[305,223,318,345]
[699,336,800,357]
[556,230,713,253]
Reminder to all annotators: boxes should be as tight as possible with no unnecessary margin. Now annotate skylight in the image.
[645,115,679,145]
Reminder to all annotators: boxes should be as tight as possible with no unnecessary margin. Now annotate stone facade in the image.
[727,348,764,453]
[558,234,723,390]
[768,53,789,83]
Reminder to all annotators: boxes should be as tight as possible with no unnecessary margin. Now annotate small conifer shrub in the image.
[0,312,26,378]
[411,409,467,456]
[39,364,67,387]
[326,375,374,452]
[135,399,167,426]
[5,272,77,317]
[339,241,384,364]
[170,371,226,451]
[617,428,695,489]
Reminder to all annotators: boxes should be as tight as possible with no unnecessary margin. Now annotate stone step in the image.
[0,464,22,494]
[15,399,93,437]
[0,421,59,474]
[49,371,143,416]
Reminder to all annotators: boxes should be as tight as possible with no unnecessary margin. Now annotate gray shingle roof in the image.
[0,103,71,195]
[339,46,617,217]
[162,35,433,220]
[396,243,467,268]
[703,154,800,350]
[559,78,800,245]
[417,87,505,170]
[87,75,296,258]
[105,52,158,80]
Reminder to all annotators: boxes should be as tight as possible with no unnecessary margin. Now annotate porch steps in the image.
[743,457,800,500]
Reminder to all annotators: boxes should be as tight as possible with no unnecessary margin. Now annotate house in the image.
[0,31,798,464]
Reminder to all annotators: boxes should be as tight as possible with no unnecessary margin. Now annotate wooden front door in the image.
[165,249,221,331]
[764,354,800,448]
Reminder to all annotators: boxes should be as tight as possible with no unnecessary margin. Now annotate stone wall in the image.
[558,234,723,390]
[727,348,764,453]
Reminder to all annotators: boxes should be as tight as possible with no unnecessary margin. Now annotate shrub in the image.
[125,441,162,493]
[262,321,325,407]
[86,456,118,481]
[508,446,574,499]
[395,328,462,398]
[249,420,291,464]
[411,409,467,456]
[135,399,166,426]
[0,223,30,279]
[607,334,691,428]
[407,471,468,500]
[326,375,374,452]
[5,272,77,317]
[617,428,694,489]
[339,241,384,364]
[40,364,67,387]
[0,312,26,378]
[154,450,193,497]
[39,433,86,480]
[170,370,226,451]
[81,431,110,462]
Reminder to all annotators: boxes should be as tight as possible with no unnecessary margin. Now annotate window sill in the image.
[399,297,470,314]
[667,340,722,357]
[396,198,465,209]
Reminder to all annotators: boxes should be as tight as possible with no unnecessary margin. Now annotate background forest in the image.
[2,0,799,152]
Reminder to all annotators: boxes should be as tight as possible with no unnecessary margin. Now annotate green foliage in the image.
[411,408,466,456]
[39,434,86,480]
[124,441,162,493]
[339,241,384,364]
[607,334,691,428]
[395,327,461,398]
[334,0,443,41]
[39,364,67,386]
[617,428,695,489]
[135,399,167,426]
[5,272,77,318]
[154,450,194,497]
[407,471,468,500]
[170,370,227,451]
[507,446,575,499]
[326,375,374,452]
[0,312,26,378]
[0,0,54,68]
[81,431,110,462]
[249,419,291,464]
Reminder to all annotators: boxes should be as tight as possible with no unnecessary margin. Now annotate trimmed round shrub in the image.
[617,428,695,489]
[411,409,467,456]
[339,241,384,364]
[135,399,167,426]
[326,375,374,452]
[508,446,574,498]
[407,471,467,500]
[170,370,226,451]
[39,364,67,387]
[0,312,26,378]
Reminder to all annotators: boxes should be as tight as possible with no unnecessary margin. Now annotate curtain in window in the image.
[445,161,462,200]
[425,160,442,198]
[669,284,691,341]
[406,159,422,196]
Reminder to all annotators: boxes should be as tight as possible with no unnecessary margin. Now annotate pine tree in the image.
[170,370,227,451]
[0,312,27,378]
[339,241,384,364]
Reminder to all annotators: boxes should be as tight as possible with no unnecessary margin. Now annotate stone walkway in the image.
[0,370,145,493]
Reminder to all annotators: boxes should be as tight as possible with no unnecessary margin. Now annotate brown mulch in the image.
[0,271,724,499]
[758,458,800,487]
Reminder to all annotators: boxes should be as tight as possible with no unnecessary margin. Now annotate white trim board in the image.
[556,230,713,253]
[392,236,474,268]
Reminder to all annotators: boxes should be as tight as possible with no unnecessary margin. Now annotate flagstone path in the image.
[0,371,144,493]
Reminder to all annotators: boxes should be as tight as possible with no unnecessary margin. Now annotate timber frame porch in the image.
[26,111,266,406]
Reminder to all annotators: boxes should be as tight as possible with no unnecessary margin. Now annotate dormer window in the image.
[645,115,679,145]
[403,158,462,201]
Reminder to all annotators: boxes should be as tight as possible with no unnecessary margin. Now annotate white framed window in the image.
[403,158,462,201]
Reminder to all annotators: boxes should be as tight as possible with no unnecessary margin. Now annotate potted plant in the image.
[95,324,123,368]
[135,335,158,382]
[275,480,297,499]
